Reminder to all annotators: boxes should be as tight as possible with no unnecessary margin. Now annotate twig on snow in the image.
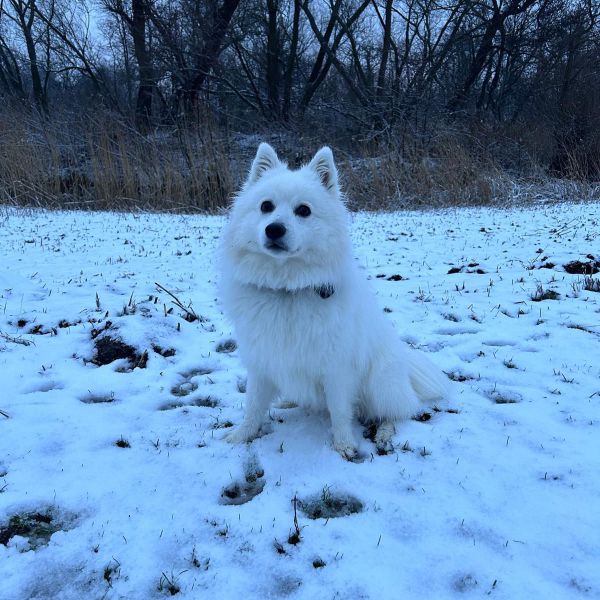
[154,282,201,322]
[0,331,34,346]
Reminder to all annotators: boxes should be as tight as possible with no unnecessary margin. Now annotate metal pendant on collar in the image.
[315,284,335,299]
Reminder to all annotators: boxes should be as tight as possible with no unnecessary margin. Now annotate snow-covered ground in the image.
[1,203,599,600]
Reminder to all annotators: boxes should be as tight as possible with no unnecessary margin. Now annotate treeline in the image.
[0,0,599,209]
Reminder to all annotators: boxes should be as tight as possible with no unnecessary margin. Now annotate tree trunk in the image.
[185,0,241,111]
[376,0,393,99]
[11,0,47,114]
[282,0,301,120]
[447,0,538,113]
[132,0,153,127]
[266,0,280,114]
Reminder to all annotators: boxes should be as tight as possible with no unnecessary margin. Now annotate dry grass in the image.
[0,109,234,212]
[341,131,600,210]
[341,135,511,209]
[1,108,598,212]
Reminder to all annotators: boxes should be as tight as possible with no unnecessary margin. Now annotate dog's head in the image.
[221,143,351,290]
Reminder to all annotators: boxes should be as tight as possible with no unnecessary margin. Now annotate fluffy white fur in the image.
[219,143,449,459]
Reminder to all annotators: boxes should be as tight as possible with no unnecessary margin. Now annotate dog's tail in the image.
[406,348,450,402]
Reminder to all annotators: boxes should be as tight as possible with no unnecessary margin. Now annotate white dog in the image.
[219,143,449,459]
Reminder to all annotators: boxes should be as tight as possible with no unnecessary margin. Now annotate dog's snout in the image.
[265,222,286,240]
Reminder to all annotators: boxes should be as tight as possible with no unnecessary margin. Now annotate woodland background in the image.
[1,0,599,210]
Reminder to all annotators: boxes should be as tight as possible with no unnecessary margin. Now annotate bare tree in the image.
[0,6,25,97]
[2,0,49,113]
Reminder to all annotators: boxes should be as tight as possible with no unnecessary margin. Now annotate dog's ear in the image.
[247,143,280,185]
[308,147,338,195]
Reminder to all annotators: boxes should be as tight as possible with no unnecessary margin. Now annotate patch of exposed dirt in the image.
[92,335,146,369]
[220,461,265,506]
[563,260,599,275]
[0,509,69,548]
[299,488,363,519]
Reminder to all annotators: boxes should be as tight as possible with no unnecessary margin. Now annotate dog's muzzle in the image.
[264,222,288,252]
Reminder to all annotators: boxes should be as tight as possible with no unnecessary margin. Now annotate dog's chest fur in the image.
[226,282,352,398]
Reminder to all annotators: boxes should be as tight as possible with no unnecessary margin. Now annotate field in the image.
[1,203,599,599]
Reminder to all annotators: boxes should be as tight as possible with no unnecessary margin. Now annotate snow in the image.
[0,203,599,599]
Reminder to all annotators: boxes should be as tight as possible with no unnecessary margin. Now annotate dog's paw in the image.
[363,421,395,456]
[374,422,395,456]
[375,438,394,456]
[333,440,360,462]
[224,425,259,444]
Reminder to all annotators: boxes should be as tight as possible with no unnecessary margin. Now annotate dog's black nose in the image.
[265,222,286,240]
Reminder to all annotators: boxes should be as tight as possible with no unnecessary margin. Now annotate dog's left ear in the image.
[308,147,339,195]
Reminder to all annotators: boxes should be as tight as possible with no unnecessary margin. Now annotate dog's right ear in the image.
[247,143,280,185]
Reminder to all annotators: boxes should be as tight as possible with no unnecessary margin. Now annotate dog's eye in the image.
[294,204,311,218]
[261,200,275,213]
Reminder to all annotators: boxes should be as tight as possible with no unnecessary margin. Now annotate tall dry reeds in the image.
[1,107,598,212]
[0,109,235,211]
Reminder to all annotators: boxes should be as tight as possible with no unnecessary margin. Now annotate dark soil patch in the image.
[299,489,363,520]
[563,260,600,275]
[413,412,432,422]
[448,265,486,275]
[443,313,461,322]
[152,344,176,357]
[188,396,219,408]
[93,335,146,368]
[160,396,219,411]
[447,371,477,382]
[531,285,560,302]
[170,382,198,397]
[313,558,326,569]
[433,406,460,414]
[103,560,121,586]
[80,394,116,404]
[115,437,131,448]
[58,319,81,328]
[220,466,265,506]
[158,573,181,596]
[287,531,301,545]
[181,367,213,378]
[386,274,405,281]
[0,510,63,548]
[216,339,237,353]
[274,540,287,555]
[90,320,113,339]
[488,389,522,404]
[28,324,52,335]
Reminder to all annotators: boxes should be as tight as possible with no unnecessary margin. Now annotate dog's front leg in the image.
[226,372,277,443]
[324,377,358,460]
